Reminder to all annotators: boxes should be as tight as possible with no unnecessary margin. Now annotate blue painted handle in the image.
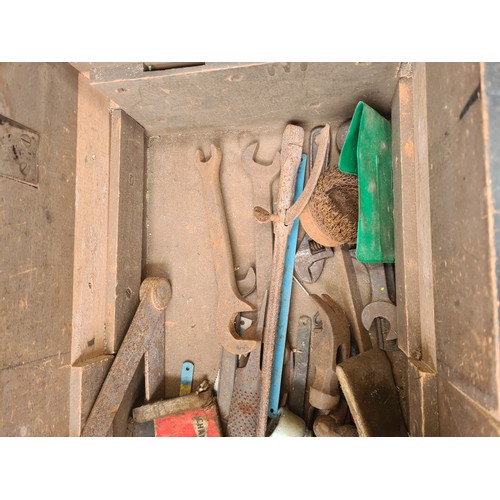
[268,153,307,417]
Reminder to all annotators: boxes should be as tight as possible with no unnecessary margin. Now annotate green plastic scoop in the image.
[339,101,394,263]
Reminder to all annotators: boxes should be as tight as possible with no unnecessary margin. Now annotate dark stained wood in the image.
[71,74,111,361]
[408,359,439,436]
[0,63,78,436]
[426,62,499,412]
[69,354,113,436]
[391,68,422,360]
[413,63,437,368]
[482,63,500,320]
[337,348,407,437]
[0,354,71,436]
[438,378,500,437]
[106,109,145,353]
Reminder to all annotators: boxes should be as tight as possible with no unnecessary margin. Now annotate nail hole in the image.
[125,288,132,299]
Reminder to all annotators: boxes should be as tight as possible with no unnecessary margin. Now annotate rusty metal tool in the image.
[242,142,281,307]
[294,126,333,283]
[347,250,396,350]
[217,268,256,434]
[268,153,307,418]
[294,235,334,284]
[240,141,282,425]
[255,124,330,436]
[194,145,256,355]
[337,244,372,353]
[361,263,398,342]
[288,315,312,419]
[292,276,351,423]
[82,277,172,437]
[226,290,268,436]
[309,125,331,178]
[308,293,351,411]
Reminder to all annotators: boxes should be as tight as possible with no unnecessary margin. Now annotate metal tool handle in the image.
[256,125,305,436]
[365,263,391,303]
[242,143,281,317]
[276,125,304,215]
[268,153,307,417]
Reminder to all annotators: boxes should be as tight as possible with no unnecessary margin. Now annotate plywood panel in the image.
[426,62,499,412]
[391,68,422,360]
[0,63,77,370]
[408,359,439,436]
[414,63,437,368]
[69,354,114,436]
[105,109,145,353]
[0,353,71,436]
[438,379,500,437]
[90,62,400,135]
[71,74,111,362]
[0,63,79,435]
[481,62,500,420]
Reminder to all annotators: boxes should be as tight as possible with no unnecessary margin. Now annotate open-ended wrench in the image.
[242,143,281,309]
[361,264,397,342]
[194,145,257,355]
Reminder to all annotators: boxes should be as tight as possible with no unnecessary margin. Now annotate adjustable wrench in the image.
[293,127,333,283]
[294,235,334,283]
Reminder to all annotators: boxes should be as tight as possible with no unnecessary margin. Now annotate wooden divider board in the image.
[69,75,145,436]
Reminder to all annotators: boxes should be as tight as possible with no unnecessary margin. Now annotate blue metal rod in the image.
[268,153,307,417]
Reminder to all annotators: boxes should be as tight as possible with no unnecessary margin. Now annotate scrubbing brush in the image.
[299,125,359,247]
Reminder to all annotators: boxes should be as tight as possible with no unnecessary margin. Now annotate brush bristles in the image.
[309,166,358,244]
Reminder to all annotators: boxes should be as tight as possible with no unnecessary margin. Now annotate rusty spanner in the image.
[361,264,398,342]
[226,290,268,436]
[294,127,333,284]
[242,143,280,309]
[194,145,257,355]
